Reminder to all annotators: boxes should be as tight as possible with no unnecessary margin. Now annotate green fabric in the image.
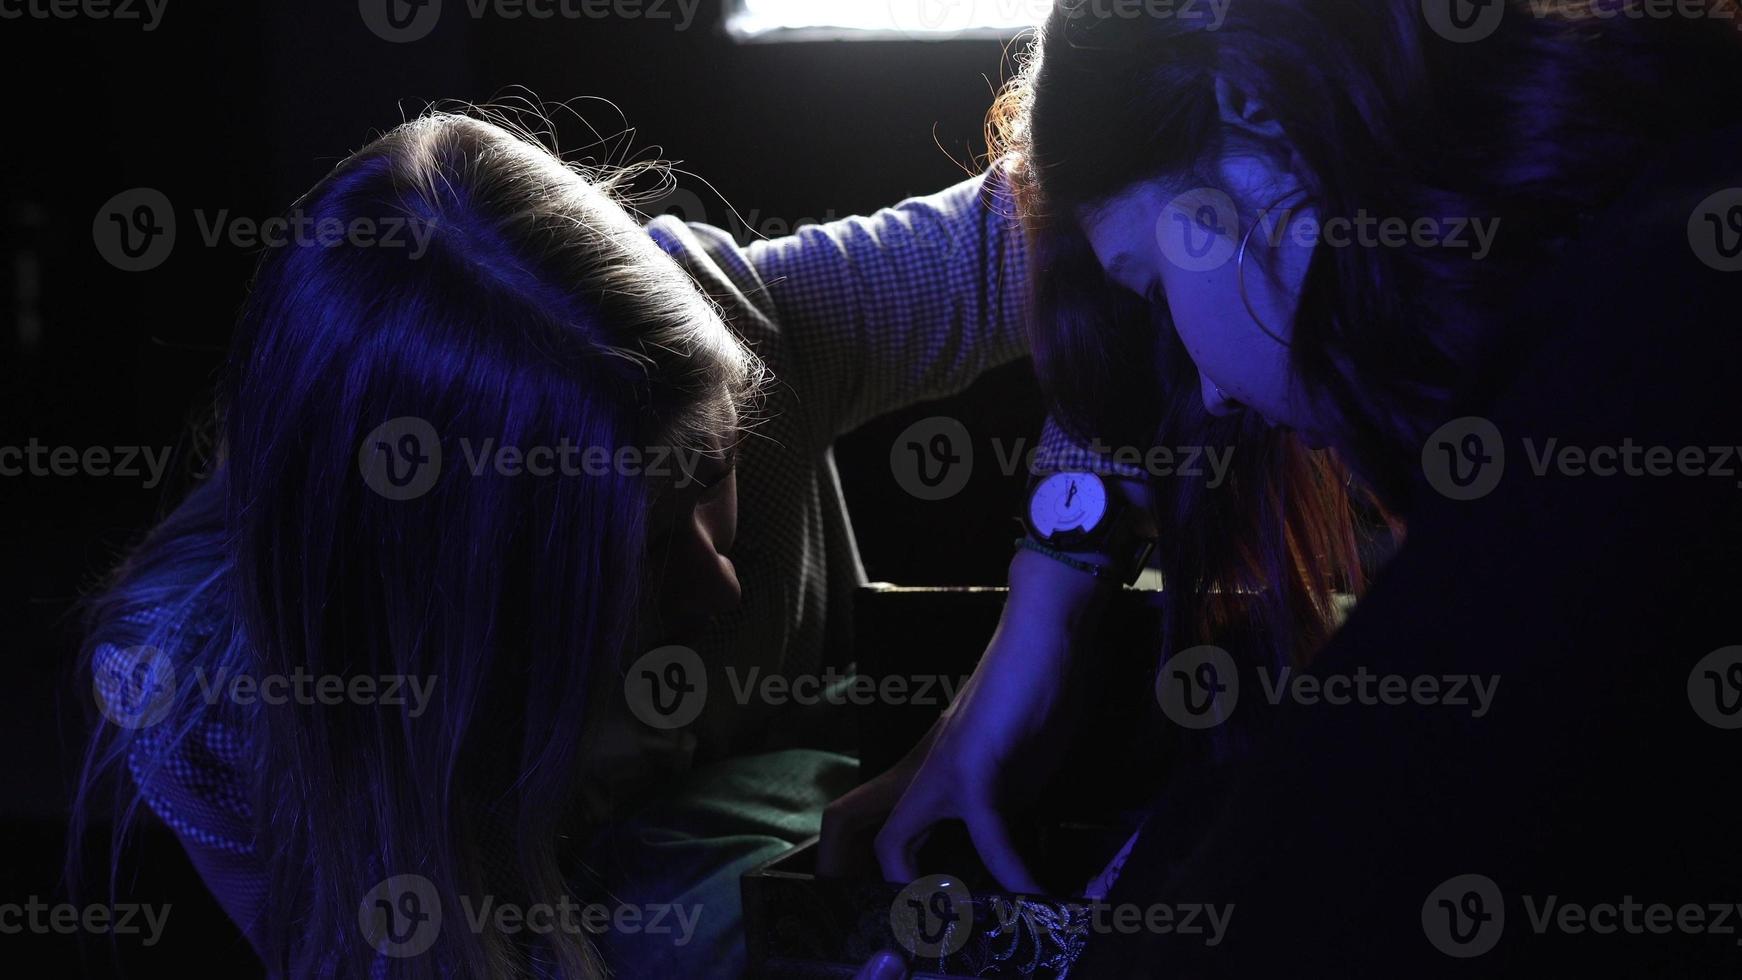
[581,748,858,979]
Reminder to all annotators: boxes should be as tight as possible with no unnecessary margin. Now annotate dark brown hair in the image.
[991,0,1742,673]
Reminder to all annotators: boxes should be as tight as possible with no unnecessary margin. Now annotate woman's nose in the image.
[1199,372,1242,418]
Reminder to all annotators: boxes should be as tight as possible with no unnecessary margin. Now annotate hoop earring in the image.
[1237,189,1311,346]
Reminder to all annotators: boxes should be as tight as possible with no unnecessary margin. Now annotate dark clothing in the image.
[1078,126,1742,976]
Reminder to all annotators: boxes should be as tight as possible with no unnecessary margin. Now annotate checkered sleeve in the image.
[736,167,1034,443]
[1032,417,1149,480]
[645,167,1147,477]
[92,636,255,856]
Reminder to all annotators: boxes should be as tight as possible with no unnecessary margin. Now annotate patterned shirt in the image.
[577,168,1041,813]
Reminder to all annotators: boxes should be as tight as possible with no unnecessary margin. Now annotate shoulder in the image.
[93,595,256,857]
[645,216,781,347]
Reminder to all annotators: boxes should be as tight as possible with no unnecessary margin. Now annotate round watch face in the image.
[1028,472,1109,542]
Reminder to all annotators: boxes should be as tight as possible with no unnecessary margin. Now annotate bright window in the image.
[727,0,1044,41]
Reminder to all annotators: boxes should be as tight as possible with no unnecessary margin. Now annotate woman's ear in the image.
[1215,75,1285,141]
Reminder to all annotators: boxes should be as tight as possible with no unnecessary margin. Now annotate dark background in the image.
[0,2,1044,971]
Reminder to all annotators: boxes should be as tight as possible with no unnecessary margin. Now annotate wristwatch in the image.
[1019,471,1156,584]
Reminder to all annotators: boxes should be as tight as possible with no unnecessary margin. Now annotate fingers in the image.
[817,781,887,878]
[872,758,1041,893]
[874,792,939,884]
[824,720,952,878]
[854,949,910,980]
[964,803,1045,896]
[879,798,1043,895]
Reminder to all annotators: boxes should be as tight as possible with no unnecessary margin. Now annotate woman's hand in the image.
[818,547,1113,893]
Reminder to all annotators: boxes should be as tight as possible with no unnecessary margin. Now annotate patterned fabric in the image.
[94,610,254,856]
[578,168,1043,816]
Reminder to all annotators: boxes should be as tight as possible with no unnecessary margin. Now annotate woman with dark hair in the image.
[843,1,1742,974]
[75,98,1343,976]
[74,111,766,978]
